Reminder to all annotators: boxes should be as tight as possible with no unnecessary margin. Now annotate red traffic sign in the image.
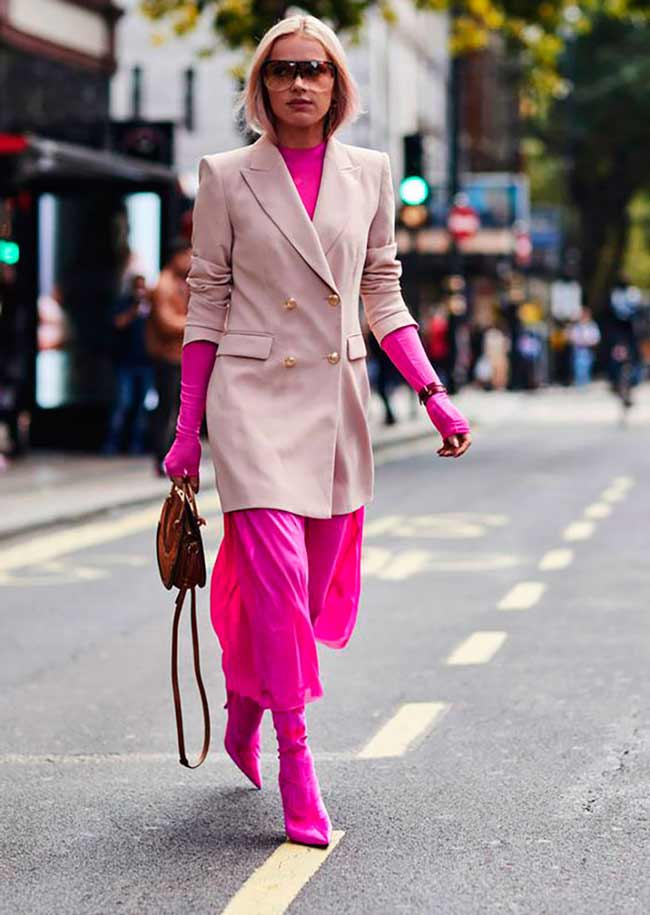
[447,204,480,241]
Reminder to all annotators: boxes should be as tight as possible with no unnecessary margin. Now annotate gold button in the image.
[283,355,297,368]
[327,293,340,306]
[327,351,340,365]
[284,297,297,310]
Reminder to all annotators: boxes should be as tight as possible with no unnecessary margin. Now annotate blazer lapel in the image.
[240,134,360,294]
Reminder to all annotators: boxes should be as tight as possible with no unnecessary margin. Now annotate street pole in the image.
[445,3,464,392]
[447,6,460,205]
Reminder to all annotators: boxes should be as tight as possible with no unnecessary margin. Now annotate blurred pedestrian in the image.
[482,321,511,390]
[146,239,191,475]
[516,329,544,390]
[366,328,398,424]
[103,274,153,454]
[605,275,642,406]
[568,307,600,386]
[161,14,471,849]
[549,322,572,386]
[424,305,452,387]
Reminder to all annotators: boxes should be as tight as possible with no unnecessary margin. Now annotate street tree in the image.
[537,13,650,312]
[139,0,647,101]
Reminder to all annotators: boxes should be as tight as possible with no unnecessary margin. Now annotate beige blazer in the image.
[184,131,418,518]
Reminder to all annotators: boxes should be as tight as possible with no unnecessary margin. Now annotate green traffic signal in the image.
[399,175,430,207]
[0,240,19,265]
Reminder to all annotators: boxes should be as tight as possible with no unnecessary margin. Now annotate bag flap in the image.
[347,333,368,360]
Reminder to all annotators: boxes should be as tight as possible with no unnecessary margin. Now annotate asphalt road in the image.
[2,388,650,914]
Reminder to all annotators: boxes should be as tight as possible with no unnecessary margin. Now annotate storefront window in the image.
[36,190,161,409]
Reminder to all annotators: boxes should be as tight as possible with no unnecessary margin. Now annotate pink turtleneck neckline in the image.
[277,139,327,221]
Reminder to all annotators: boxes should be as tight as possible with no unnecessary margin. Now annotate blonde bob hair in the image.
[234,14,363,145]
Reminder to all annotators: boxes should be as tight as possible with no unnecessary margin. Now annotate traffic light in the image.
[0,240,19,265]
[400,175,429,206]
[399,133,430,229]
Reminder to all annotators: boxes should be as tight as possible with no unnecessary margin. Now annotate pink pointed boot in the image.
[272,706,332,847]
[224,690,264,789]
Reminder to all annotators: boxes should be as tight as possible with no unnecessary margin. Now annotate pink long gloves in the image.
[164,325,469,479]
[163,340,217,479]
[380,325,470,439]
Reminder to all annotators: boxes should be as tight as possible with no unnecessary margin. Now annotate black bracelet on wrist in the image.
[417,383,448,405]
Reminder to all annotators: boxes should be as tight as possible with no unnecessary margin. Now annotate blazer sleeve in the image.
[360,152,418,344]
[183,156,233,347]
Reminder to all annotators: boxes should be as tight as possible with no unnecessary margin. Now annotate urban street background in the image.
[1,1,650,913]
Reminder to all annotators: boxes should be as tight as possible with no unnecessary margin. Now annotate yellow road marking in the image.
[562,520,595,542]
[363,515,404,537]
[584,503,611,520]
[0,492,222,573]
[538,549,574,571]
[446,631,507,666]
[611,475,635,490]
[357,702,450,759]
[600,476,634,503]
[220,832,345,915]
[360,546,393,576]
[601,488,626,503]
[497,581,546,611]
[363,513,509,541]
[379,549,431,580]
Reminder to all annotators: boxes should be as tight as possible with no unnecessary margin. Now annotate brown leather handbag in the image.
[156,479,211,768]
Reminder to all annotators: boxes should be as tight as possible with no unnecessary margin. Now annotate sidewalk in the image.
[0,389,432,539]
[1,382,647,539]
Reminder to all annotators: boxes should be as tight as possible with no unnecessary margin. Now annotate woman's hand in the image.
[163,435,201,492]
[437,432,472,459]
[425,392,472,459]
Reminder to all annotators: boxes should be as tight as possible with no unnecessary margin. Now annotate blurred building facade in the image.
[0,0,177,452]
[110,0,449,195]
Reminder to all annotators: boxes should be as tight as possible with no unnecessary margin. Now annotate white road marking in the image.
[446,631,507,666]
[220,831,345,915]
[562,520,595,542]
[0,493,222,572]
[538,549,574,571]
[497,581,546,611]
[357,702,450,759]
[583,503,611,520]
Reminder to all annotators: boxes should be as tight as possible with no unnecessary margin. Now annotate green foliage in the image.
[138,0,650,104]
[534,13,650,307]
[624,193,650,288]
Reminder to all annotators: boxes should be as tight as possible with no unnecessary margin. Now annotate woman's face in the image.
[263,34,335,135]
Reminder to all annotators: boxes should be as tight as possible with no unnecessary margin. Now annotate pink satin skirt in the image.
[210,506,365,711]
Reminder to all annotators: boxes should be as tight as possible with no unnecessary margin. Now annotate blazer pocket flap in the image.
[347,333,368,360]
[218,332,273,359]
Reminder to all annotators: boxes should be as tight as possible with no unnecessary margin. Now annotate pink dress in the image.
[210,139,366,711]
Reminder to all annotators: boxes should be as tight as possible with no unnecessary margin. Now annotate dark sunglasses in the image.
[262,59,337,91]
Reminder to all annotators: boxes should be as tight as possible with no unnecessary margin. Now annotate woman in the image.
[164,14,472,848]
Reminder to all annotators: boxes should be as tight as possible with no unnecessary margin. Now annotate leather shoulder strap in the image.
[170,587,211,767]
